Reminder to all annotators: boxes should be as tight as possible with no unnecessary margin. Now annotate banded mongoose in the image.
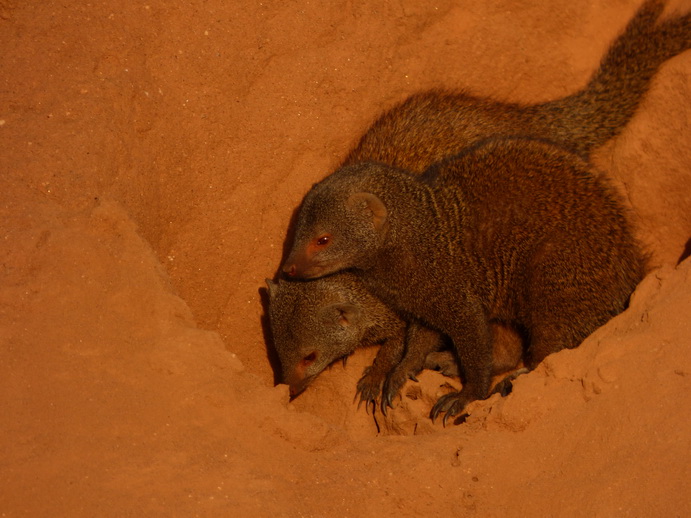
[266,274,523,410]
[268,0,690,408]
[282,137,647,423]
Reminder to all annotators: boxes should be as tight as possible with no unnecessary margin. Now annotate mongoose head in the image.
[282,166,389,279]
[265,276,369,397]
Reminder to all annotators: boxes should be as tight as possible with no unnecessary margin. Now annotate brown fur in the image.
[283,137,647,423]
[269,0,689,410]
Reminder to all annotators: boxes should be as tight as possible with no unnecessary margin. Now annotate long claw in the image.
[356,390,370,411]
[380,392,395,416]
[430,391,468,425]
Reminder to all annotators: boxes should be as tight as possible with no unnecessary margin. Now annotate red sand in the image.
[1,1,690,516]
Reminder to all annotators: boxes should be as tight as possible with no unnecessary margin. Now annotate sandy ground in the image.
[1,0,690,516]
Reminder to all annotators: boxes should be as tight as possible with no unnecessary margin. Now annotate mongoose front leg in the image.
[429,310,493,425]
[355,333,405,410]
[381,321,445,414]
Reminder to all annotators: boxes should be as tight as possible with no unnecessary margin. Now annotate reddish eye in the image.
[306,234,332,257]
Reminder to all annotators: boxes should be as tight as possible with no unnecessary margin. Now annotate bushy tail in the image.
[536,0,691,156]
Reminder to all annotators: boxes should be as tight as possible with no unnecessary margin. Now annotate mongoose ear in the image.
[347,192,388,231]
[321,303,361,328]
[265,278,278,297]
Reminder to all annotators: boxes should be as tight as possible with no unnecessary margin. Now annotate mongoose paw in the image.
[380,367,419,415]
[491,377,514,397]
[430,391,471,426]
[490,367,529,397]
[355,366,385,410]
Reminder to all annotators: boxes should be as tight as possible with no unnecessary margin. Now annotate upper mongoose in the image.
[282,137,647,424]
[268,0,689,408]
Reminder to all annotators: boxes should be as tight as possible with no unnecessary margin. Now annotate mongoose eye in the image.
[302,352,317,366]
[304,234,332,258]
[315,235,330,247]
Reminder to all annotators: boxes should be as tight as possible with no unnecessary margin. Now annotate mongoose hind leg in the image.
[523,239,632,369]
[491,368,531,397]
[524,301,610,370]
[423,351,459,377]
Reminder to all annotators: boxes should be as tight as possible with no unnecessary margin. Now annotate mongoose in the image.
[282,137,647,423]
[269,0,689,407]
[265,272,423,402]
[266,274,523,410]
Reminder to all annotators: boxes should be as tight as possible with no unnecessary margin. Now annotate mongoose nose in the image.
[283,264,297,277]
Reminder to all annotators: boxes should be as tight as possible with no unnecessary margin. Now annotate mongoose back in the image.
[282,137,647,423]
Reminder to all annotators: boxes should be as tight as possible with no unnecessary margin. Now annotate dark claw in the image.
[381,366,418,413]
[356,389,375,411]
[355,365,385,413]
[380,391,395,416]
[356,392,375,414]
[442,403,459,426]
[342,356,348,368]
[491,367,529,397]
[430,391,467,425]
[355,392,365,411]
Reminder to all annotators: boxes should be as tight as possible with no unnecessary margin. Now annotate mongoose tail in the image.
[537,0,691,155]
[343,0,691,172]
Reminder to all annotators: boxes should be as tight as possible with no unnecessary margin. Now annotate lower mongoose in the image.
[266,274,523,411]
[282,137,647,424]
[265,273,417,401]
[268,0,689,408]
